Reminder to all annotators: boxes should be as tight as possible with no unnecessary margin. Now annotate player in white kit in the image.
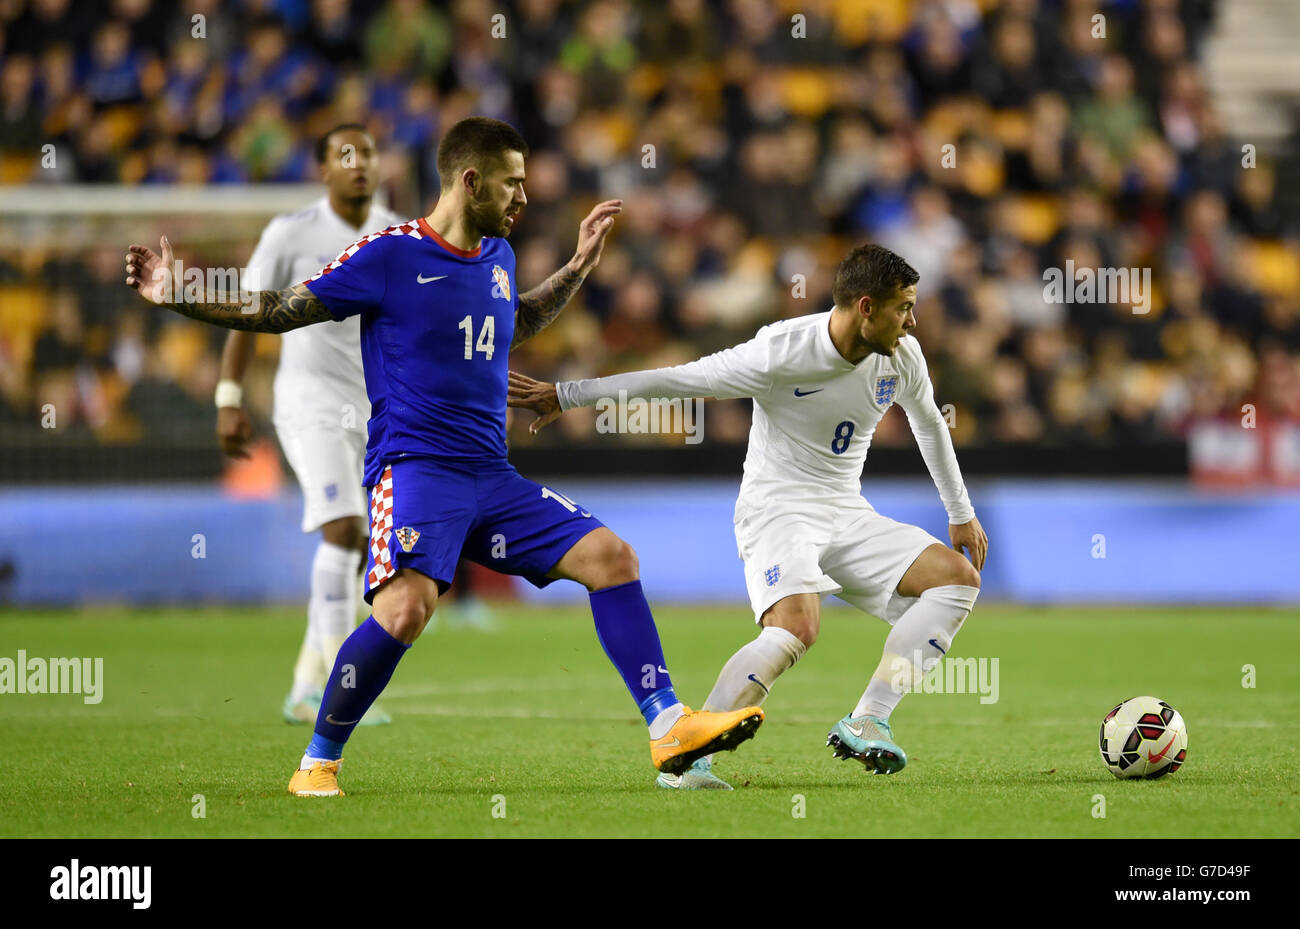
[509,244,988,788]
[215,125,401,725]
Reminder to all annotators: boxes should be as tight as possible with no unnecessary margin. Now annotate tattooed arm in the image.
[511,199,622,349]
[166,282,331,333]
[512,265,585,348]
[124,237,332,333]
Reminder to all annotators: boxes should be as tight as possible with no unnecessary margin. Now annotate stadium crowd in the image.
[1,0,1297,456]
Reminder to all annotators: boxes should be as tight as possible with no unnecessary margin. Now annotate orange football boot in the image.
[651,706,764,774]
[287,759,344,797]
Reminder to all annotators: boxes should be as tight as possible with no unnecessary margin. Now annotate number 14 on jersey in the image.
[459,315,496,360]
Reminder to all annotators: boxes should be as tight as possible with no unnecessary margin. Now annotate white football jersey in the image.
[557,310,974,523]
[244,196,404,430]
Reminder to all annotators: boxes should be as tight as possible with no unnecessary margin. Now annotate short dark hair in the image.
[436,116,529,191]
[832,243,919,309]
[316,123,371,165]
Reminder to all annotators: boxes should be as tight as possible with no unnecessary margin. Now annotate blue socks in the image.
[305,616,409,760]
[588,579,679,724]
[303,583,677,760]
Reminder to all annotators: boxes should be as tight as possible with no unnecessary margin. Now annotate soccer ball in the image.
[1098,696,1188,779]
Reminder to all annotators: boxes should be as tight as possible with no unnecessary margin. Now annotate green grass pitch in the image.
[1,604,1297,838]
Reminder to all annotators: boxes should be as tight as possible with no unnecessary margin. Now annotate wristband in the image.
[214,380,244,409]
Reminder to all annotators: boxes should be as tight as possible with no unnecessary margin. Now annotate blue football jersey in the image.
[303,217,517,486]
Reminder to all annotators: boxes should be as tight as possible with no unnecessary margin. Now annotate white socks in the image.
[855,584,979,719]
[290,639,325,703]
[676,585,977,746]
[290,541,363,702]
[703,626,807,713]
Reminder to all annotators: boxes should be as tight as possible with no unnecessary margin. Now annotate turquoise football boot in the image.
[357,703,392,726]
[283,689,322,724]
[826,714,907,774]
[655,756,733,790]
[283,689,391,726]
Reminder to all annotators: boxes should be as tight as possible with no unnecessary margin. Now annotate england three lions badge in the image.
[874,375,899,407]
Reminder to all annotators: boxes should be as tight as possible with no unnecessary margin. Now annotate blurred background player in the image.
[215,124,400,726]
[511,244,987,789]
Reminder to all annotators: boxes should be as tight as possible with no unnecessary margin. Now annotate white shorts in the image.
[275,422,368,533]
[735,495,942,625]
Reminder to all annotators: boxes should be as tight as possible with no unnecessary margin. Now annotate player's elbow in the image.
[911,410,948,437]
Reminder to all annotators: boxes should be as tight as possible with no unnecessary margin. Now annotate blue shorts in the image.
[363,457,605,602]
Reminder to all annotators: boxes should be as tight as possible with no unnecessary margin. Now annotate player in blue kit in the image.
[124,117,763,796]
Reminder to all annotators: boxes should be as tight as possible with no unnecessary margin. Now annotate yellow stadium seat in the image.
[1008,195,1061,244]
[781,69,834,118]
[0,151,38,184]
[1245,240,1300,297]
[832,0,913,46]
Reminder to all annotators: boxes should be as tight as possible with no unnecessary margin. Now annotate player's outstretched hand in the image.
[570,200,622,276]
[507,371,562,435]
[124,236,174,305]
[216,406,253,460]
[949,516,988,570]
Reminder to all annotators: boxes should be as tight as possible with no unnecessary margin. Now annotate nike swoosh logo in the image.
[416,274,448,283]
[746,673,770,694]
[844,721,866,738]
[657,666,669,675]
[325,714,359,726]
[928,638,947,655]
[793,388,824,397]
[656,737,680,747]
[1147,732,1177,764]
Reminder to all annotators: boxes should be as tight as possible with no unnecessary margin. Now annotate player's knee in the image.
[951,556,981,590]
[592,536,639,588]
[790,621,818,648]
[374,577,437,644]
[383,603,429,644]
[924,553,979,592]
[765,604,819,648]
[321,517,365,552]
[784,618,819,648]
